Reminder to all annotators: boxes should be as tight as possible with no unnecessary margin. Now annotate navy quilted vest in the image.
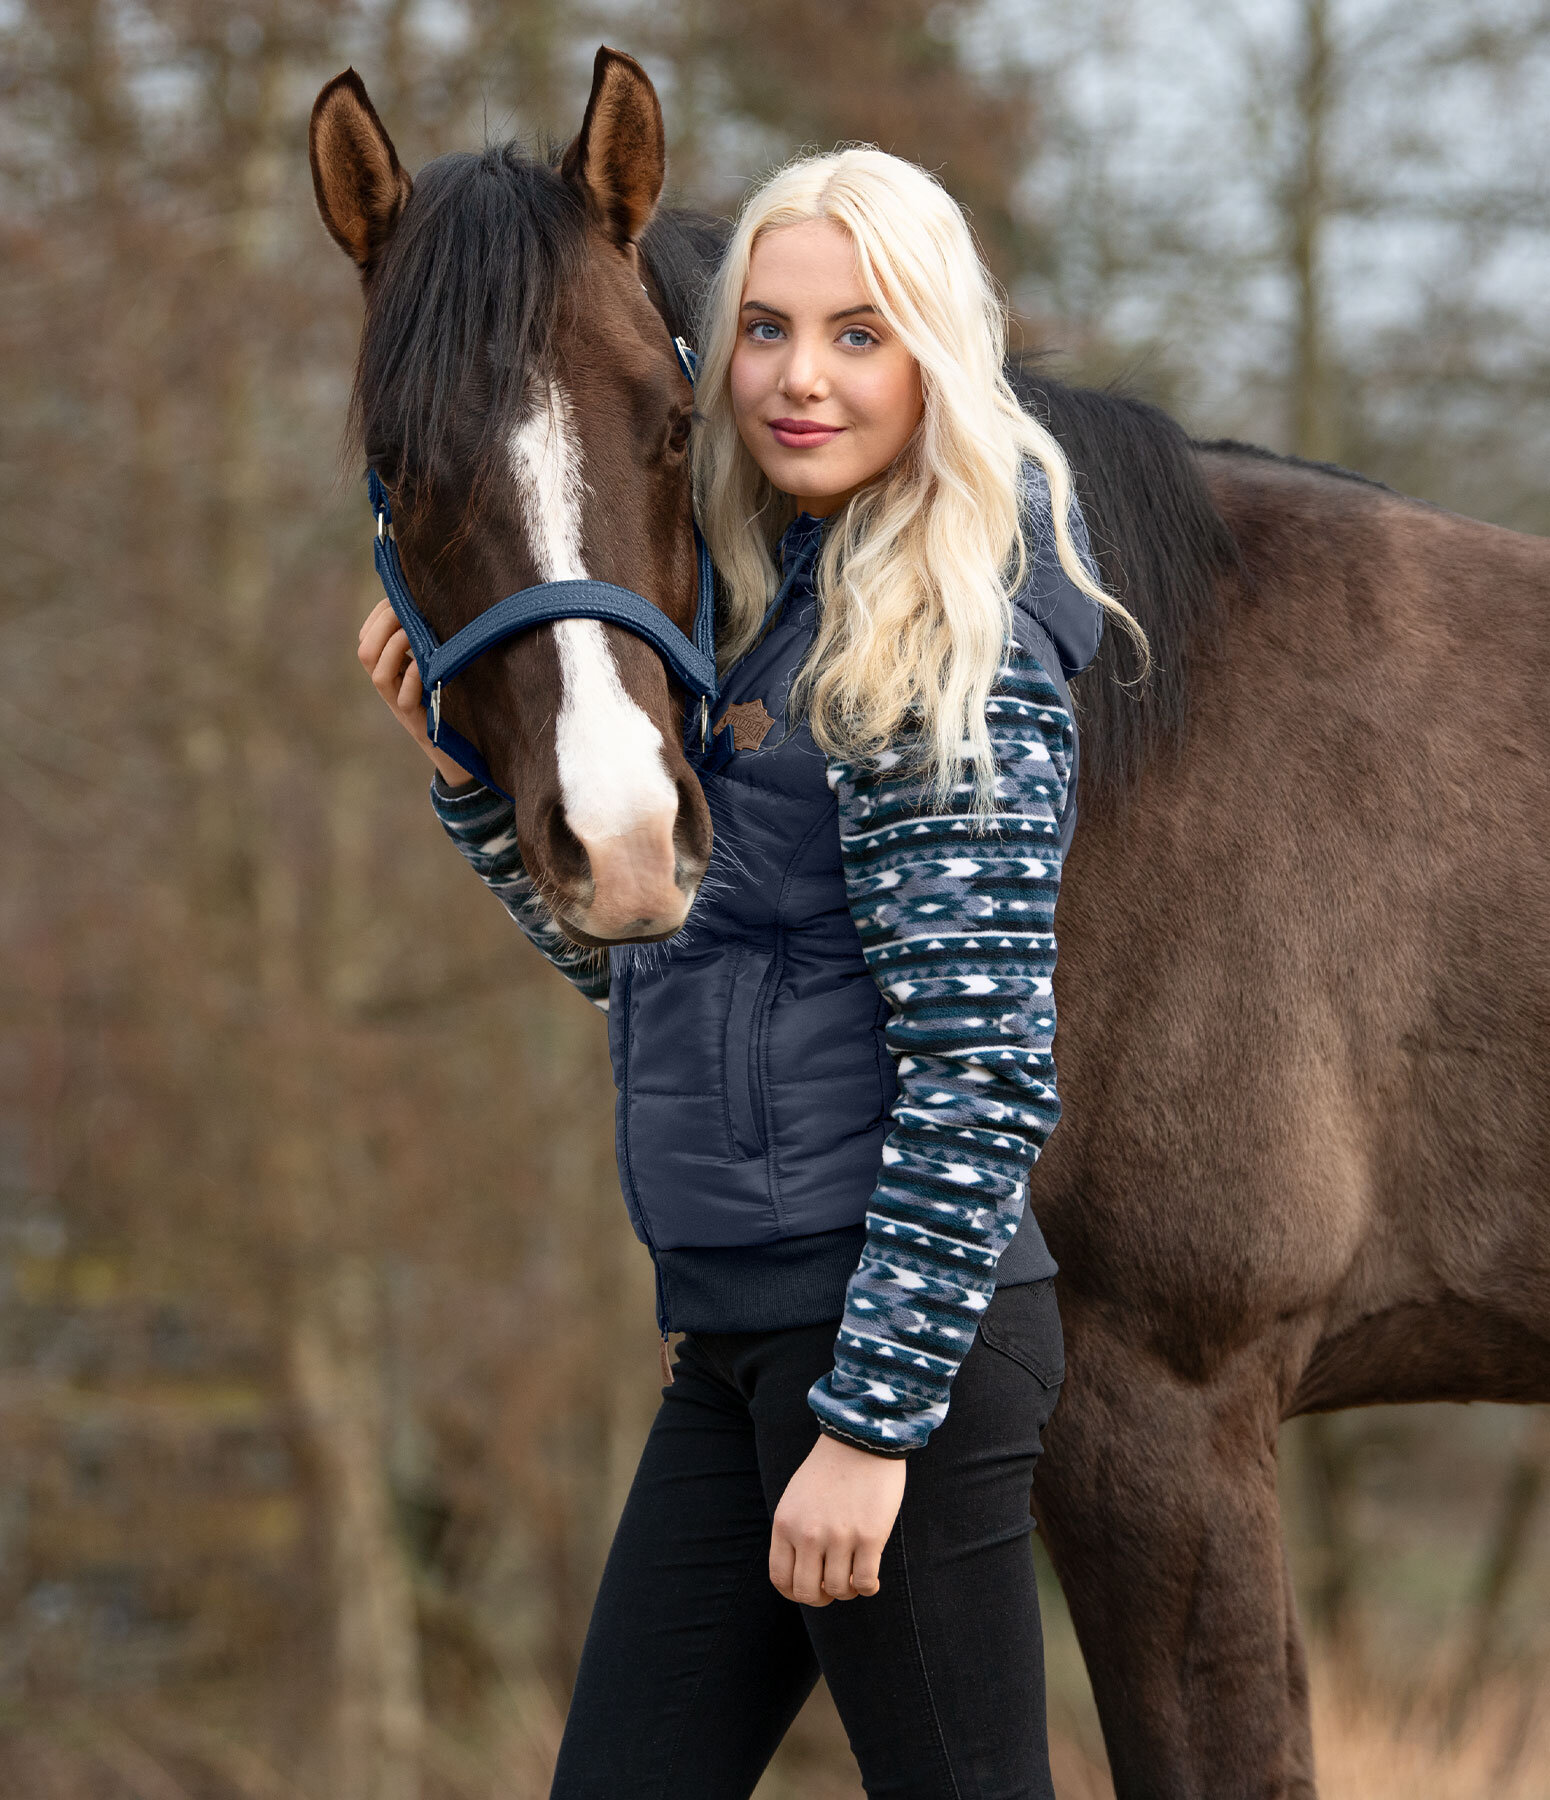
[606,502,1103,1257]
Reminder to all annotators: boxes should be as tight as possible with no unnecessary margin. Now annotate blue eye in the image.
[840,328,877,349]
[747,320,783,341]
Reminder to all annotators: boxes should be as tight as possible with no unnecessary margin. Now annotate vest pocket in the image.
[723,945,775,1158]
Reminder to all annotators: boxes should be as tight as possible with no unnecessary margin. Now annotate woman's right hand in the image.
[357,598,475,790]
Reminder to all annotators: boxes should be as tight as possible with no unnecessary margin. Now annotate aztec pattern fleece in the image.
[428,631,1071,1456]
[801,647,1071,1454]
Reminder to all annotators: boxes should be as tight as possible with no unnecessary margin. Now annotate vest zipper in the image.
[653,1258,672,1387]
[618,956,674,1385]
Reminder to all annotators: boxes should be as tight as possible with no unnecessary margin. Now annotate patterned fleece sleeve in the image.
[428,775,611,1009]
[806,637,1073,1455]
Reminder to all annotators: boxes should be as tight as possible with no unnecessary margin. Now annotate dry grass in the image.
[1309,1660,1550,1800]
[1039,1656,1550,1800]
[2,1655,1548,1797]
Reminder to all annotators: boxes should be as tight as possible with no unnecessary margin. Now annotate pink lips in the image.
[768,417,843,449]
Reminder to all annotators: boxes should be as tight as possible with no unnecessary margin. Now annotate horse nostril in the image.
[545,802,591,890]
[673,775,713,882]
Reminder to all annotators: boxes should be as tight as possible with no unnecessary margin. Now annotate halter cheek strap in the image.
[366,332,724,799]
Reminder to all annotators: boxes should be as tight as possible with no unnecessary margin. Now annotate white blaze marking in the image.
[508,380,677,843]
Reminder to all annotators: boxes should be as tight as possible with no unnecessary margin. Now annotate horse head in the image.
[309,49,713,945]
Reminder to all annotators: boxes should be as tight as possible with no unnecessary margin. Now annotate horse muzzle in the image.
[562,814,698,943]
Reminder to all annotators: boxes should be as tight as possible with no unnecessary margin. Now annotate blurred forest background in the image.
[4,0,1550,1794]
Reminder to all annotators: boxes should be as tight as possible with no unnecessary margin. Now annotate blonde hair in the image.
[692,148,1149,806]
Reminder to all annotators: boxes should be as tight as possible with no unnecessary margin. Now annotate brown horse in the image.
[311,49,1550,1800]
[310,52,717,944]
[1031,416,1550,1795]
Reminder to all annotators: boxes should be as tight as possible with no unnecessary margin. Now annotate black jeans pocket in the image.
[978,1277,1065,1388]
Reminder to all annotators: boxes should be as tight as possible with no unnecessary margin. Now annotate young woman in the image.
[359,148,1145,1799]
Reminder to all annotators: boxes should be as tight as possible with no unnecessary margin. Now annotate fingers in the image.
[791,1532,832,1609]
[356,598,465,780]
[849,1537,882,1599]
[819,1538,884,1602]
[357,598,400,669]
[770,1523,833,1608]
[769,1521,888,1605]
[396,652,422,716]
[366,624,436,753]
[768,1533,796,1605]
[770,1528,882,1606]
[822,1542,859,1603]
[371,628,411,701]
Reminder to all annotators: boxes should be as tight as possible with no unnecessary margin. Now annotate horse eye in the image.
[667,410,692,455]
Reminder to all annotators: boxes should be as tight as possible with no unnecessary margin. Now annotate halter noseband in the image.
[366,335,722,799]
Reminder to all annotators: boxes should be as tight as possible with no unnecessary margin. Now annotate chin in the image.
[765,458,863,504]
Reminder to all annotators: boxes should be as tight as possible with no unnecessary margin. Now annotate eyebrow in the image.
[740,300,881,323]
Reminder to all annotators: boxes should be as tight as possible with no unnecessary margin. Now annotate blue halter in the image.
[367,336,722,798]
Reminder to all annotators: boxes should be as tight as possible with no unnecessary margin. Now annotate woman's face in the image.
[728,219,924,517]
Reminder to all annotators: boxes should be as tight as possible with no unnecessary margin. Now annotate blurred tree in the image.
[628,0,1046,288]
[1285,0,1338,462]
[1013,0,1550,527]
[1448,1408,1550,1732]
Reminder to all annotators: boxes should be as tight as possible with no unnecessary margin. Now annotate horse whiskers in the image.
[698,818,753,887]
[526,865,597,951]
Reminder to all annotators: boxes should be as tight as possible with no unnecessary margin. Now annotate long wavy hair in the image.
[692,148,1149,805]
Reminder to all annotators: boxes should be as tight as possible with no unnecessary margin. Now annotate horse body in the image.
[311,50,1550,1799]
[1036,449,1550,1795]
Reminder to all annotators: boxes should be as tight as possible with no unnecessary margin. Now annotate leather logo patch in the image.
[716,698,776,752]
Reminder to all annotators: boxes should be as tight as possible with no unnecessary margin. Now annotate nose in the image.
[781,336,829,402]
[572,811,693,941]
[545,796,699,943]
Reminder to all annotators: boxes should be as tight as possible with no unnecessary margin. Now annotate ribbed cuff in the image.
[431,770,484,802]
[816,1420,911,1460]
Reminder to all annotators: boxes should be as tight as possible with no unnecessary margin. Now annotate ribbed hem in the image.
[655,1227,867,1333]
[652,1204,1056,1336]
[431,770,485,803]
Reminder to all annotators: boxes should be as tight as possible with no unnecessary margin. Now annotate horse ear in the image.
[561,46,665,248]
[309,69,412,273]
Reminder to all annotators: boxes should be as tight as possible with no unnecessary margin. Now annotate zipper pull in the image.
[659,1334,674,1387]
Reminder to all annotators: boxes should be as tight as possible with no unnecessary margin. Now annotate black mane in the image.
[353,136,731,510]
[1195,435,1394,493]
[1009,360,1244,811]
[353,142,586,497]
[641,208,730,346]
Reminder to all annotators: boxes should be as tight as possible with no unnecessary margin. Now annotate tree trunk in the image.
[290,1256,424,1800]
[1447,1408,1550,1735]
[205,9,425,1790]
[1287,0,1340,463]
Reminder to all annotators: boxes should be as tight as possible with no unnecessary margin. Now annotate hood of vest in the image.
[1010,470,1106,682]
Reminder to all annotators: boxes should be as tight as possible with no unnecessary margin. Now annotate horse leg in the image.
[1035,1313,1313,1799]
[1282,1538,1316,1794]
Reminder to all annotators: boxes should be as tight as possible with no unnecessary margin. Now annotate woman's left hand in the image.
[769,1434,906,1605]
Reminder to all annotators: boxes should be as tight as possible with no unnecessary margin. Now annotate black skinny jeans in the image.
[550,1277,1065,1800]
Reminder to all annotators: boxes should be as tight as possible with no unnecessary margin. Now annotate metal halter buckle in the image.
[431,683,442,743]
